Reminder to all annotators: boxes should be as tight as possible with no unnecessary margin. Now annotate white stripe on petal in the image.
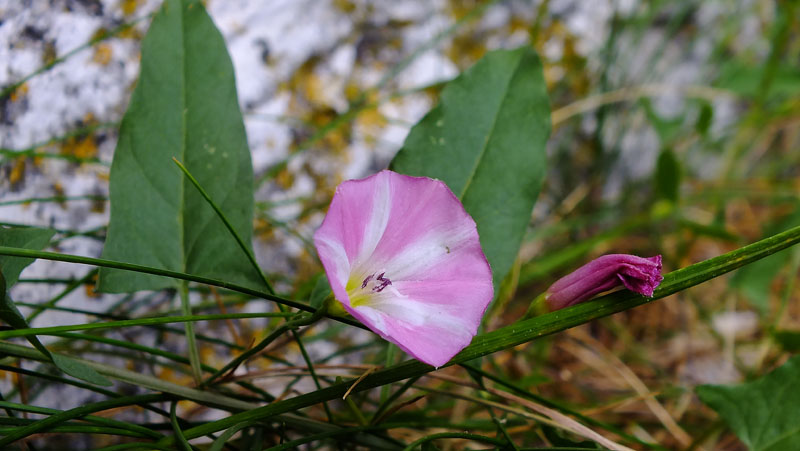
[314,234,351,289]
[372,221,475,281]
[353,172,392,272]
[353,289,474,334]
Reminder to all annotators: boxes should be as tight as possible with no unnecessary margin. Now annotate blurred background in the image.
[1,0,799,449]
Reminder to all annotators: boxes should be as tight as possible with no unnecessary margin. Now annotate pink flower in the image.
[313,170,493,367]
[546,254,663,310]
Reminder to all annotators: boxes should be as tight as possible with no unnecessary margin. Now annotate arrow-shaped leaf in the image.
[98,0,265,292]
[391,47,551,289]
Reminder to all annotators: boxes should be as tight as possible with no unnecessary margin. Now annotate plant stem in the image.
[154,224,800,445]
[179,281,203,385]
[0,246,365,329]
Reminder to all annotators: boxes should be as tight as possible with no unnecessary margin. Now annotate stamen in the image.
[361,274,374,289]
[373,272,392,292]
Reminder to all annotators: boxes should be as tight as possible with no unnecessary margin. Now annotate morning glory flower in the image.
[545,254,663,310]
[313,170,493,367]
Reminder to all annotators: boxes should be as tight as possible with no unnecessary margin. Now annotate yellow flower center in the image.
[346,271,392,307]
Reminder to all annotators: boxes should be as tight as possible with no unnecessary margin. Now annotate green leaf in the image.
[391,47,551,289]
[0,226,56,335]
[0,227,111,386]
[772,330,800,352]
[697,355,800,450]
[309,274,331,310]
[98,0,264,292]
[716,60,800,99]
[731,206,800,312]
[50,354,112,387]
[0,226,55,287]
[695,102,713,135]
[641,98,684,144]
[655,149,681,202]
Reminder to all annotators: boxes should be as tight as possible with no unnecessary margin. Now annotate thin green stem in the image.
[0,312,291,339]
[459,363,664,450]
[401,432,506,450]
[179,281,203,385]
[154,224,800,445]
[0,393,169,447]
[0,194,107,208]
[203,306,328,386]
[173,157,333,419]
[371,376,421,425]
[170,400,194,451]
[26,268,98,322]
[380,343,398,403]
[0,246,365,329]
[172,158,275,295]
[490,412,519,451]
[0,399,162,441]
[95,443,177,451]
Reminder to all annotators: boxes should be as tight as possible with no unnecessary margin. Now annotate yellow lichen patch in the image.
[9,157,26,187]
[199,344,216,365]
[91,195,106,214]
[356,106,387,146]
[118,26,142,40]
[156,367,175,382]
[301,72,327,106]
[292,247,324,291]
[92,43,113,65]
[323,126,350,152]
[157,366,193,386]
[285,57,327,108]
[254,217,276,241]
[42,42,57,66]
[9,82,28,102]
[121,0,140,16]
[448,0,481,21]
[61,135,98,160]
[344,81,361,103]
[509,15,529,34]
[333,0,356,13]
[275,166,295,189]
[84,274,99,298]
[52,182,66,208]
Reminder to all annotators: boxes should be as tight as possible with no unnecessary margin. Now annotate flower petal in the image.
[343,283,485,367]
[313,170,493,367]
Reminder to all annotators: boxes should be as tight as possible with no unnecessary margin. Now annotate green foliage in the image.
[642,98,684,145]
[716,61,800,100]
[144,224,800,445]
[697,355,800,450]
[695,102,713,135]
[0,227,110,386]
[655,149,681,202]
[2,1,800,448]
[731,206,800,312]
[98,0,264,292]
[772,330,800,352]
[392,47,551,289]
[0,226,55,287]
[309,274,331,309]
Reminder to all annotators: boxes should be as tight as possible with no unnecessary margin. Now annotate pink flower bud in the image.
[545,254,663,310]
